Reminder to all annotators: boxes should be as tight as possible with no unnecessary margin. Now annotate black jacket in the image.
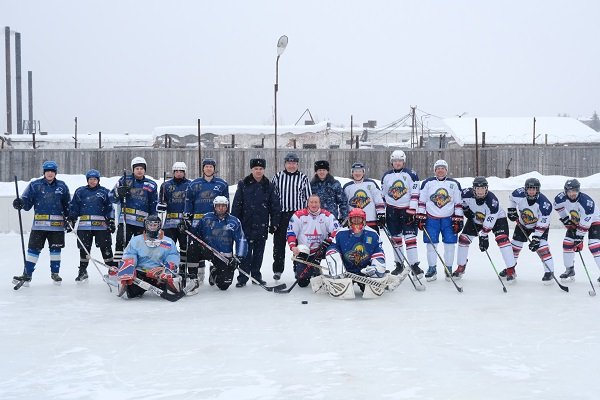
[232,174,281,241]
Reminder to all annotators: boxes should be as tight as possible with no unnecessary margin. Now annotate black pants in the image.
[115,224,144,252]
[293,255,321,287]
[273,211,294,273]
[76,230,115,269]
[164,228,188,275]
[238,239,266,284]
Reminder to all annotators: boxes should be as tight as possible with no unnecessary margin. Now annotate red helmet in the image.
[348,208,366,234]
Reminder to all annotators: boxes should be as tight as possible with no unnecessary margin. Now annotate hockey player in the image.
[501,177,555,283]
[12,161,71,286]
[182,158,229,288]
[110,157,158,266]
[415,160,463,281]
[192,196,248,291]
[321,208,394,299]
[381,150,424,278]
[455,177,515,279]
[157,162,191,276]
[310,160,348,222]
[287,194,340,287]
[343,162,386,233]
[117,215,181,299]
[271,152,312,280]
[68,169,116,282]
[553,179,600,282]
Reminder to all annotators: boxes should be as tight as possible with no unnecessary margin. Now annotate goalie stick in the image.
[183,229,286,292]
[12,176,28,291]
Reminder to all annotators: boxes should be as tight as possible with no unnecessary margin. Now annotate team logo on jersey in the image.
[430,188,451,209]
[569,210,580,225]
[96,192,105,199]
[475,211,486,224]
[55,187,64,195]
[344,243,369,266]
[388,180,408,200]
[172,191,186,201]
[305,228,323,246]
[521,209,538,225]
[349,190,371,209]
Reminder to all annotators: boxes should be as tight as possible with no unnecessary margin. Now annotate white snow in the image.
[1,173,600,399]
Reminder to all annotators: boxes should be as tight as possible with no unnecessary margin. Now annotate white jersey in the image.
[509,188,553,236]
[553,191,599,237]
[461,188,506,234]
[417,177,463,218]
[343,179,385,222]
[286,208,340,254]
[381,168,419,210]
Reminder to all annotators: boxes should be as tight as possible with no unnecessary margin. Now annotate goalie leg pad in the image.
[385,274,402,291]
[362,276,388,299]
[310,275,325,294]
[323,277,355,299]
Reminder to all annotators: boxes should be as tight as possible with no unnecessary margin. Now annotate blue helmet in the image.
[86,169,101,181]
[42,160,58,173]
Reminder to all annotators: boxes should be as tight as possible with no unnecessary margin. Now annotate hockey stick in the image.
[422,227,463,293]
[291,257,390,290]
[380,226,426,291]
[13,176,28,291]
[66,220,113,292]
[484,250,508,293]
[515,223,568,292]
[184,229,286,292]
[274,256,319,294]
[577,252,597,297]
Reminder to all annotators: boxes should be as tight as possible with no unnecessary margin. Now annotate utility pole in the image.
[5,26,12,134]
[532,117,536,146]
[475,118,479,176]
[350,115,353,149]
[15,32,22,135]
[411,106,417,148]
[28,70,34,148]
[74,117,78,148]
[197,118,202,176]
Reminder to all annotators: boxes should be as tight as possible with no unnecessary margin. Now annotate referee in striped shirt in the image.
[271,152,312,280]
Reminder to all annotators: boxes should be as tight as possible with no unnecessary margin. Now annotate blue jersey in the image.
[21,178,71,231]
[118,233,180,280]
[325,226,385,274]
[110,175,158,227]
[69,184,114,231]
[159,178,191,229]
[195,212,248,258]
[185,177,229,227]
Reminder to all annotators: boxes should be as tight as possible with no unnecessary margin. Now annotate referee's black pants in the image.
[272,211,294,274]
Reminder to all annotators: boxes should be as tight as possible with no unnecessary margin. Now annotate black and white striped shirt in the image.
[272,170,312,212]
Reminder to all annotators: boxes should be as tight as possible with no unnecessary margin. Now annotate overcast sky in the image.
[2,0,599,135]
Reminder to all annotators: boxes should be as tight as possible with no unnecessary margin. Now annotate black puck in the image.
[301,300,308,304]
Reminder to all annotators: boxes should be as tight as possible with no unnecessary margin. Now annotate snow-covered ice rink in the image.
[1,227,598,400]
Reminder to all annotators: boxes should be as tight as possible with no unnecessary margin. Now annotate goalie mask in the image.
[144,215,162,246]
[348,208,366,235]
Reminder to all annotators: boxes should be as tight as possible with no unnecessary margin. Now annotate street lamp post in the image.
[420,114,430,148]
[274,35,288,169]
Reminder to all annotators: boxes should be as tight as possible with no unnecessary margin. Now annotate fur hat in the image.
[314,160,330,172]
[250,158,266,169]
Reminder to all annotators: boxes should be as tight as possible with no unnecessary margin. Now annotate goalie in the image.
[117,215,182,299]
[316,208,400,299]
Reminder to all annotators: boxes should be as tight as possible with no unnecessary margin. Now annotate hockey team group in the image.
[10,150,600,299]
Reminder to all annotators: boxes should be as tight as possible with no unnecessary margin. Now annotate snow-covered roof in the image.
[2,132,154,148]
[152,121,330,139]
[443,117,600,146]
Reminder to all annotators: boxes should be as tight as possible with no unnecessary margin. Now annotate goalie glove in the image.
[361,260,386,278]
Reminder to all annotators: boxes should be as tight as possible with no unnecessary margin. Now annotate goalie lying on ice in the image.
[311,208,401,299]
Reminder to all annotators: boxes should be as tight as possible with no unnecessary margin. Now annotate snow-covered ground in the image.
[1,227,599,399]
[2,171,600,399]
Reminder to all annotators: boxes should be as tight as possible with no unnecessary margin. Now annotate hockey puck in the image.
[301,300,308,304]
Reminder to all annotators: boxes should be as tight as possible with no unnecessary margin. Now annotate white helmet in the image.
[213,196,229,207]
[172,161,187,172]
[390,150,406,163]
[131,157,147,170]
[433,159,448,172]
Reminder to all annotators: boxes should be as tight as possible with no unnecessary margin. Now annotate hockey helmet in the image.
[284,152,300,163]
[42,160,58,173]
[86,169,101,182]
[213,195,229,207]
[524,177,541,200]
[564,179,580,193]
[172,161,187,172]
[390,150,406,163]
[131,157,147,171]
[433,159,448,171]
[351,162,365,175]
[202,158,216,168]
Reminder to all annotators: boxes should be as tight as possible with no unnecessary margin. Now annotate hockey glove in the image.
[228,257,241,270]
[361,263,387,278]
[405,209,416,225]
[12,198,24,210]
[452,215,464,234]
[116,185,130,200]
[178,214,192,233]
[269,225,277,234]
[416,213,427,231]
[559,216,577,230]
[463,207,475,220]
[156,202,168,213]
[573,237,584,252]
[507,208,519,222]
[478,234,489,252]
[376,213,386,228]
[107,218,116,234]
[66,218,77,233]
[528,236,541,252]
